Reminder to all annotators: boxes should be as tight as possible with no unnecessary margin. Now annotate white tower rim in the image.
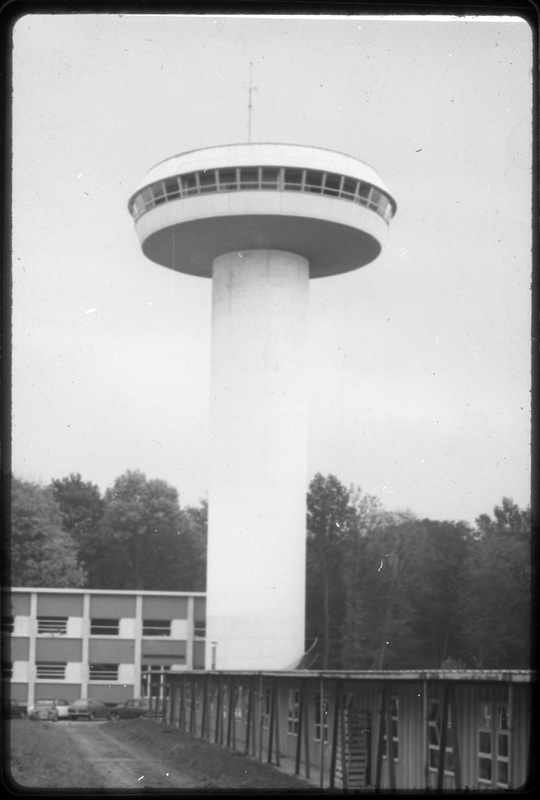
[133,142,395,200]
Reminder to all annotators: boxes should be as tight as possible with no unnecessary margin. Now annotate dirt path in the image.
[63,721,198,789]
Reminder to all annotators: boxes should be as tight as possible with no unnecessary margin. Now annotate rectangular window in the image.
[90,618,119,636]
[287,688,300,736]
[358,182,371,200]
[151,182,166,205]
[141,664,171,698]
[89,663,118,681]
[304,170,323,193]
[261,167,280,189]
[133,195,146,217]
[261,687,271,729]
[477,701,509,788]
[428,699,454,773]
[323,173,342,196]
[194,621,206,639]
[381,695,399,760]
[368,188,382,209]
[37,616,67,634]
[164,177,181,199]
[1,616,14,634]
[36,662,66,680]
[142,620,171,637]
[218,168,238,190]
[239,167,259,189]
[141,187,153,206]
[198,170,217,193]
[284,169,303,190]
[341,176,358,199]
[314,692,330,743]
[181,173,199,195]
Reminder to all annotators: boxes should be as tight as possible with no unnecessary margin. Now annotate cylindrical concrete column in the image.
[206,250,309,670]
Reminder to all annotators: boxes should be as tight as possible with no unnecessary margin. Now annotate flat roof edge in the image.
[3,587,206,597]
[172,669,535,683]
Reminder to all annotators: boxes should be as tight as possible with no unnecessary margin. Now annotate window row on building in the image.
[128,166,395,223]
[2,588,206,709]
[163,670,530,792]
[2,615,206,638]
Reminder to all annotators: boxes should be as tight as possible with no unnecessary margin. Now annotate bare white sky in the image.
[11,13,532,523]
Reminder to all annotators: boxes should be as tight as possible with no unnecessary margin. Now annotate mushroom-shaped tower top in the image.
[128,143,396,278]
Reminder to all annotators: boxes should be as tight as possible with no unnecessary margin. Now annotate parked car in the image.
[67,698,111,721]
[28,698,70,722]
[109,698,150,721]
[3,698,26,719]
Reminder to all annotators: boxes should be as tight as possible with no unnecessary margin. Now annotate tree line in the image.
[7,471,531,670]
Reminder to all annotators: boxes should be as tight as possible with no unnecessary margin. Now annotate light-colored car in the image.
[28,698,70,722]
[67,698,112,721]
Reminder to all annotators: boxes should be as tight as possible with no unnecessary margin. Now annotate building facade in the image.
[163,669,532,792]
[2,588,206,708]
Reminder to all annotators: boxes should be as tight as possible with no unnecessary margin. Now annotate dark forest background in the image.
[8,470,531,670]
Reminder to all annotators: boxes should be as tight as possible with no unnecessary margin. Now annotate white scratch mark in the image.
[382,486,394,494]
[137,776,144,782]
[215,71,224,81]
[85,308,97,314]
[378,560,384,572]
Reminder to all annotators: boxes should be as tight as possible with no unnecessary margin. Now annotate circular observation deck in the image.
[128,144,397,279]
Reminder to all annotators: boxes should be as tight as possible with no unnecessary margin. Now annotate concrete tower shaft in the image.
[129,143,396,670]
[208,250,308,669]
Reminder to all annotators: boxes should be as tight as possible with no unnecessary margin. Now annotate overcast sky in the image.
[11,13,532,524]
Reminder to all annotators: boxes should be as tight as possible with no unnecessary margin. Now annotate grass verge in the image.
[103,717,312,790]
[4,719,106,789]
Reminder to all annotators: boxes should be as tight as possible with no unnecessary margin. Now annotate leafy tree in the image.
[341,519,423,669]
[306,474,356,668]
[49,473,105,587]
[397,518,472,668]
[9,477,86,587]
[96,470,205,591]
[177,500,208,591]
[458,498,531,668]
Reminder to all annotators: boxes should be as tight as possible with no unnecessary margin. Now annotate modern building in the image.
[128,143,397,671]
[2,587,206,708]
[162,668,533,791]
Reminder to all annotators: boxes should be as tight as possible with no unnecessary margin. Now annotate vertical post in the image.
[189,678,196,735]
[340,688,348,791]
[274,681,281,767]
[329,679,341,789]
[295,681,304,775]
[245,676,253,755]
[160,671,166,723]
[319,676,326,788]
[216,675,223,744]
[422,680,428,789]
[448,685,462,791]
[179,673,186,731]
[303,683,311,780]
[508,682,514,790]
[386,685,396,791]
[437,686,449,792]
[375,684,387,791]
[201,674,208,739]
[258,676,264,762]
[227,676,235,749]
[267,679,276,764]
